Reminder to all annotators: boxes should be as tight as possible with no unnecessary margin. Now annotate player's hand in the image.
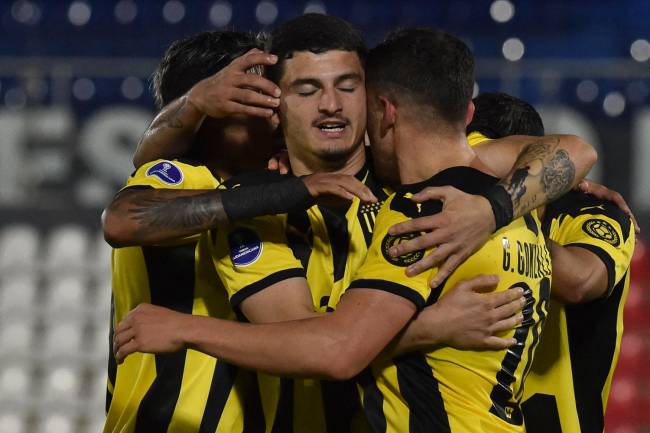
[423,275,524,350]
[388,186,494,288]
[113,303,190,363]
[302,173,378,205]
[187,48,281,121]
[268,149,291,174]
[575,179,640,234]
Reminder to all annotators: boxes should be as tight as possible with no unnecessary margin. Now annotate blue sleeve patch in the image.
[228,228,264,267]
[145,160,184,185]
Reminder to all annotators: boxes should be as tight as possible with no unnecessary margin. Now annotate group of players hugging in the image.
[101,13,636,433]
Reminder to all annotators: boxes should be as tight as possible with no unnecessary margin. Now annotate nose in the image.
[318,87,342,115]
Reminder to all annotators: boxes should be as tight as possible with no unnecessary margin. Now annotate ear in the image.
[465,100,475,127]
[379,96,397,136]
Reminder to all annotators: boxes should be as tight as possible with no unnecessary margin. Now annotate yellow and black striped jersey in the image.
[348,166,552,433]
[105,159,264,433]
[209,166,389,433]
[521,191,635,433]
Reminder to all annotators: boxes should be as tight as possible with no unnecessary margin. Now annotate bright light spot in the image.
[0,414,23,433]
[68,1,92,26]
[121,77,144,100]
[630,39,650,62]
[43,414,73,433]
[210,1,232,27]
[4,88,26,111]
[72,78,95,101]
[163,0,185,24]
[304,1,326,14]
[502,37,524,61]
[115,0,138,24]
[472,82,479,98]
[610,378,636,403]
[576,80,598,102]
[50,368,76,392]
[490,0,514,23]
[603,91,625,117]
[11,0,41,25]
[256,0,279,25]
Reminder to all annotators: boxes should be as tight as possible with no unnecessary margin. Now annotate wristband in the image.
[221,176,313,221]
[481,185,514,232]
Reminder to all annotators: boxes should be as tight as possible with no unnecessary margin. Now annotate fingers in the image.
[480,336,518,350]
[389,230,446,257]
[233,73,281,98]
[410,186,454,203]
[235,49,278,71]
[403,243,452,277]
[490,311,524,335]
[429,253,465,288]
[115,338,140,364]
[113,326,136,355]
[227,101,275,118]
[388,214,444,236]
[458,274,500,294]
[331,176,377,203]
[231,88,281,109]
[268,157,279,171]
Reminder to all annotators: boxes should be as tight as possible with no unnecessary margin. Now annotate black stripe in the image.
[271,378,294,433]
[348,279,425,310]
[318,204,351,282]
[357,368,386,433]
[199,360,239,433]
[523,213,539,235]
[134,243,197,433]
[565,272,628,433]
[286,209,313,269]
[230,268,306,309]
[321,380,362,433]
[521,393,562,433]
[565,242,617,297]
[106,295,117,413]
[395,353,451,433]
[242,373,266,433]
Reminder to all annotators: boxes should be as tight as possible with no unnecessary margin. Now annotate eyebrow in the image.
[289,73,363,89]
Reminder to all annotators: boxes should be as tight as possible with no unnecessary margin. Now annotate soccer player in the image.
[114,27,597,432]
[102,30,375,433]
[470,92,635,433]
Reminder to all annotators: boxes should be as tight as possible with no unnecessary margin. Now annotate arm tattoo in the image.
[159,96,187,129]
[125,189,227,235]
[499,137,576,217]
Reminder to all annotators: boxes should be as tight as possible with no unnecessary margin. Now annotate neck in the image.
[288,141,367,176]
[395,124,488,184]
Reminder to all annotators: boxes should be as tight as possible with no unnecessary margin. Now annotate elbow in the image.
[320,343,367,381]
[566,134,598,172]
[102,208,132,248]
[554,282,597,305]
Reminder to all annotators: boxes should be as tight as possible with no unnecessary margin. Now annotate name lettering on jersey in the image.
[381,232,424,267]
[145,160,184,185]
[582,219,620,246]
[502,237,552,279]
[228,228,264,267]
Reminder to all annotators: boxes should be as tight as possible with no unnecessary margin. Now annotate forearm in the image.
[548,241,608,303]
[185,314,349,379]
[133,96,205,168]
[498,135,596,219]
[102,188,228,247]
[388,307,445,355]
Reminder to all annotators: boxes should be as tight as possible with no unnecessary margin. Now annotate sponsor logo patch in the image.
[381,232,425,267]
[228,228,264,267]
[582,219,620,247]
[145,161,183,185]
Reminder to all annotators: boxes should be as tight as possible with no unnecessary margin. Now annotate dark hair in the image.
[366,27,474,124]
[152,31,267,108]
[267,13,367,83]
[468,92,545,138]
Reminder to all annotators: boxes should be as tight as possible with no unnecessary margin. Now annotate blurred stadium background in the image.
[0,0,648,432]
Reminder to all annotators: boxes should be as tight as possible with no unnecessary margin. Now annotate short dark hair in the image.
[267,13,367,83]
[152,31,267,108]
[366,27,474,124]
[468,92,545,138]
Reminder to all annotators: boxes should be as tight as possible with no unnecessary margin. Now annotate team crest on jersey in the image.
[582,219,620,247]
[381,232,424,267]
[228,228,264,267]
[145,161,184,185]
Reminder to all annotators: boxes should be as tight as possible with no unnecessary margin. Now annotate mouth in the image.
[314,120,349,138]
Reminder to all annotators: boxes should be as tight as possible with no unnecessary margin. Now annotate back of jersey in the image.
[350,166,551,433]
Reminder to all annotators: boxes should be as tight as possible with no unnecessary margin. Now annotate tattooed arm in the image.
[386,134,596,284]
[102,173,377,247]
[132,49,281,169]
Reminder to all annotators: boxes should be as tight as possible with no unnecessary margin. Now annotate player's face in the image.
[278,50,366,165]
[366,88,400,185]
